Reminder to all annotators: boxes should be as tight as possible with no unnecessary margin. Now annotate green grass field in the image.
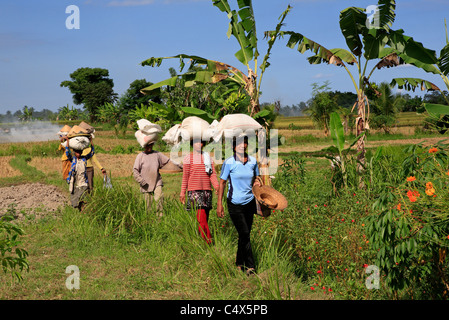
[1,112,449,302]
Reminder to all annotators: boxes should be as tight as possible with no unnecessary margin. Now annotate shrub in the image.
[0,205,29,281]
[366,142,449,299]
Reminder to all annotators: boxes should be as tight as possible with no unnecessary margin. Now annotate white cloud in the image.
[312,73,334,79]
[107,0,155,7]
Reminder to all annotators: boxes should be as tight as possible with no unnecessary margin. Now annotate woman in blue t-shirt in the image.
[217,135,261,275]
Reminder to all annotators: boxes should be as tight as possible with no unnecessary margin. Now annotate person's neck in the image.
[235,152,247,162]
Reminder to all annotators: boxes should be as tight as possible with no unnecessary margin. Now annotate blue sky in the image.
[0,0,448,115]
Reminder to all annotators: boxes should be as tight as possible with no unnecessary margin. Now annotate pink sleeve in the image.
[180,154,190,195]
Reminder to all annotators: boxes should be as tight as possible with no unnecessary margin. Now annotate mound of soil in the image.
[0,183,67,220]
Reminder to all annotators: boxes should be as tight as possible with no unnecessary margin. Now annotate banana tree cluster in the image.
[265,0,441,175]
[140,0,291,126]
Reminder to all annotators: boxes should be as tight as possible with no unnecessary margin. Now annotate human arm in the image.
[217,178,227,218]
[132,154,148,188]
[91,154,106,175]
[63,136,72,161]
[179,155,190,204]
[210,160,219,195]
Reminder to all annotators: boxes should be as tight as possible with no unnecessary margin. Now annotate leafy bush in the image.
[366,142,449,298]
[0,205,29,281]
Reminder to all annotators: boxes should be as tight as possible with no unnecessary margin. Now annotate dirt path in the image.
[278,136,449,153]
[0,183,67,220]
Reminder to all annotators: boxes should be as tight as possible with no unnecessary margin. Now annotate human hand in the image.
[217,203,224,218]
[179,194,185,205]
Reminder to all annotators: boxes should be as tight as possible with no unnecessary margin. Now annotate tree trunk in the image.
[356,94,366,187]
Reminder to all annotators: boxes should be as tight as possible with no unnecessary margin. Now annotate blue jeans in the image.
[227,198,256,270]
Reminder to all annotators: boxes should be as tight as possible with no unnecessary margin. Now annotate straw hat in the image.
[78,121,95,134]
[59,125,71,133]
[67,125,90,138]
[159,161,182,174]
[252,179,288,211]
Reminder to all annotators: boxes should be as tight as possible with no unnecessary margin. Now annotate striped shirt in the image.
[181,153,219,194]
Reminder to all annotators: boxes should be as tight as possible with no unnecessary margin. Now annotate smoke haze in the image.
[0,122,62,144]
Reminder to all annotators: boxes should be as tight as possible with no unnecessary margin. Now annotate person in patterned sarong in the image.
[180,138,219,244]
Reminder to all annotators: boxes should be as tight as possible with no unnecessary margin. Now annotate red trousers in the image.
[197,208,212,244]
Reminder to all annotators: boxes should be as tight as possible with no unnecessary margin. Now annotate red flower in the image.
[429,147,438,153]
[407,190,420,202]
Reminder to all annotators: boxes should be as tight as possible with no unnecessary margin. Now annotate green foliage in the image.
[304,82,339,136]
[0,206,29,281]
[60,67,118,121]
[118,79,161,112]
[366,142,449,298]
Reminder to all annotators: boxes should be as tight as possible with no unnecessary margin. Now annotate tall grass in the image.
[79,180,304,299]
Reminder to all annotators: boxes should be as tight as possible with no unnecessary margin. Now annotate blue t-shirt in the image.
[220,154,259,205]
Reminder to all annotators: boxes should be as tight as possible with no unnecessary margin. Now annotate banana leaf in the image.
[390,78,440,92]
[439,43,449,76]
[212,0,257,66]
[270,31,357,66]
[140,54,247,94]
[330,112,345,153]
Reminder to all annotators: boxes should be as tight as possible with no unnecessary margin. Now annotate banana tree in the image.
[140,1,291,121]
[265,0,439,176]
[392,19,449,132]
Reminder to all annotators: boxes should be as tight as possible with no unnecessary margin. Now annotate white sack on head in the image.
[69,136,90,151]
[162,124,182,145]
[210,113,263,142]
[179,116,211,142]
[135,130,159,148]
[137,119,162,135]
[203,120,219,142]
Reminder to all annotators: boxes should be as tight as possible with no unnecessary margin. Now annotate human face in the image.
[192,140,203,153]
[234,140,247,155]
[144,143,154,153]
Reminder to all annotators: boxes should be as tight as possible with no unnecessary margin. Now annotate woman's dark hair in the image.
[232,135,248,153]
[190,139,206,148]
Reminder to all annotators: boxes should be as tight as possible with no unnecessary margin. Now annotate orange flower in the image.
[396,203,402,211]
[446,170,449,176]
[406,176,416,182]
[429,147,438,153]
[425,182,436,196]
[407,190,420,202]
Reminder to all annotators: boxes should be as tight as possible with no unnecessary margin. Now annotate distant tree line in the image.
[278,87,449,117]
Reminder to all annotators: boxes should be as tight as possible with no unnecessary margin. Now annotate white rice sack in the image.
[203,120,219,142]
[210,114,263,142]
[68,136,90,151]
[135,130,159,148]
[179,116,211,141]
[162,124,182,145]
[137,119,162,135]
